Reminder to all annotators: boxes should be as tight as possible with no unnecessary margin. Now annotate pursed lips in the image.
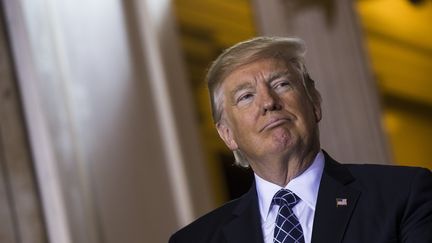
[260,117,291,132]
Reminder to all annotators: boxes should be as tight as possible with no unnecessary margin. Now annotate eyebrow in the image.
[267,70,292,84]
[228,70,293,102]
[229,82,253,101]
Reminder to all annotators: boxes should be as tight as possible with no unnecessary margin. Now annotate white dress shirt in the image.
[255,151,325,243]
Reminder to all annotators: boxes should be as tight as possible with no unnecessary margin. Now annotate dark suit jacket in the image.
[169,152,432,243]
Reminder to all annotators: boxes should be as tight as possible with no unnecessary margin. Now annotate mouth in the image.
[260,117,291,132]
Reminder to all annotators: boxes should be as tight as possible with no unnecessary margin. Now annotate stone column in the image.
[3,0,213,242]
[253,0,391,163]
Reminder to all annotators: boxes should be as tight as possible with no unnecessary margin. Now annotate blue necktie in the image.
[272,189,305,243]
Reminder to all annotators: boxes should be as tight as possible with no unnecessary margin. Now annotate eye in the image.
[272,80,291,91]
[236,92,254,104]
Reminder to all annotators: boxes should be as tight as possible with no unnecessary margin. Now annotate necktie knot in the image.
[272,189,300,209]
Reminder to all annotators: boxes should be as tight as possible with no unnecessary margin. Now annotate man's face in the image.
[216,58,321,165]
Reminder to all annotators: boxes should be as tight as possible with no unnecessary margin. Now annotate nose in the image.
[260,87,281,115]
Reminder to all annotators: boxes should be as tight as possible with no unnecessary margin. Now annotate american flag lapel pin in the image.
[336,198,348,207]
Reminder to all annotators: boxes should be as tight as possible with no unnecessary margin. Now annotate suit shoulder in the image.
[343,164,432,241]
[169,196,244,243]
[345,163,431,177]
[344,163,432,190]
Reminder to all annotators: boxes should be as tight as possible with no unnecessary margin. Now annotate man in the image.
[169,37,432,243]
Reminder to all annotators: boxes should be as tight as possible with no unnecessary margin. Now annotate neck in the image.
[250,145,320,187]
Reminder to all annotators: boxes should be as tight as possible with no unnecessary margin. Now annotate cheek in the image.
[232,117,254,139]
[289,96,317,126]
[228,106,255,124]
[230,115,258,142]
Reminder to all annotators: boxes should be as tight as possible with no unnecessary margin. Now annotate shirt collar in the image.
[254,150,325,222]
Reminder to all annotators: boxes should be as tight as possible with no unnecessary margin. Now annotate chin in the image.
[271,128,295,148]
[269,140,296,155]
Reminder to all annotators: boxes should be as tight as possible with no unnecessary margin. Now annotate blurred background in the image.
[0,0,430,242]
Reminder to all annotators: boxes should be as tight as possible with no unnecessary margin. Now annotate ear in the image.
[313,102,322,122]
[216,122,238,151]
[311,90,322,122]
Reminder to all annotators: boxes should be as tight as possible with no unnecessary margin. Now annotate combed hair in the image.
[205,36,319,167]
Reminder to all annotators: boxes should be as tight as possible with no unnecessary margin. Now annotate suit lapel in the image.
[222,183,264,243]
[311,152,361,243]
